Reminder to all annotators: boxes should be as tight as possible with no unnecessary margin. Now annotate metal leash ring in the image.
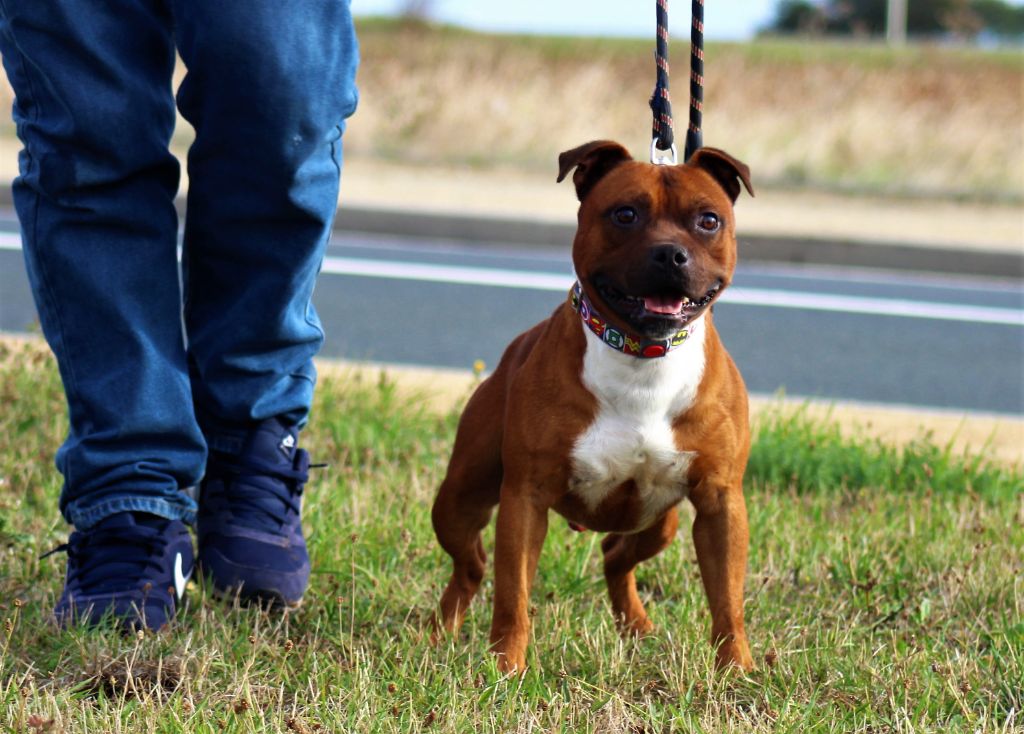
[650,139,678,166]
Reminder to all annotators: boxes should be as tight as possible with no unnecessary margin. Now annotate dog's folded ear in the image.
[557,140,633,201]
[687,148,755,202]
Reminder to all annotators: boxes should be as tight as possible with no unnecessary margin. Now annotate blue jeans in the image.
[0,0,359,529]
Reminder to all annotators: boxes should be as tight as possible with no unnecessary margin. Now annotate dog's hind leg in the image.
[601,507,679,636]
[431,474,498,639]
[430,393,504,640]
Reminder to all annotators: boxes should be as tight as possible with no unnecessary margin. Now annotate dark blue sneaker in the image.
[197,418,312,608]
[50,512,194,631]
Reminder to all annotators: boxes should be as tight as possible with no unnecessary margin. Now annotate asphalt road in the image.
[1,222,1022,415]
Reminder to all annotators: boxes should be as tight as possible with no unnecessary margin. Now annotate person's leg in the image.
[173,0,359,446]
[172,0,358,605]
[0,0,204,530]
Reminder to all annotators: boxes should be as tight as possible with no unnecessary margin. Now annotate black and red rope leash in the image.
[649,0,705,165]
[686,0,705,161]
[650,0,675,161]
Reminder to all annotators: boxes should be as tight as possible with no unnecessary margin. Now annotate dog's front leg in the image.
[690,479,754,672]
[488,483,549,674]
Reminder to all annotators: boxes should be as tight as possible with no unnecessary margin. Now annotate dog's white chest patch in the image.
[569,316,706,528]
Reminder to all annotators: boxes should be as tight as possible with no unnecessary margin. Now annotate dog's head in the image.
[558,140,753,340]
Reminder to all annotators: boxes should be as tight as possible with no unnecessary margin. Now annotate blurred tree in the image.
[941,0,986,37]
[764,0,1024,38]
[772,0,826,32]
[399,0,435,20]
[972,0,1024,36]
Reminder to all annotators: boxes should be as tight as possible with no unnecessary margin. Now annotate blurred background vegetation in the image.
[767,0,1024,40]
[0,1,1018,203]
[343,17,1022,202]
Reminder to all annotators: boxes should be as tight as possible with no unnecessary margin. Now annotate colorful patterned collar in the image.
[568,281,699,359]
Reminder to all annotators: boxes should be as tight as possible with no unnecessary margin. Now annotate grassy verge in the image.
[2,19,1018,201]
[354,17,1024,69]
[338,19,1024,202]
[1,340,1021,733]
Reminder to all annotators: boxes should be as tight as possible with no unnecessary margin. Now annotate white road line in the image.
[2,234,1020,326]
[319,256,1023,327]
[724,287,1022,326]
[321,255,573,291]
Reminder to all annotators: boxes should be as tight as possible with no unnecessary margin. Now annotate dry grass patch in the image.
[0,21,1017,205]
[348,20,1023,201]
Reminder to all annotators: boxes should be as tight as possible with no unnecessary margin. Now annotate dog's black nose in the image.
[649,244,689,271]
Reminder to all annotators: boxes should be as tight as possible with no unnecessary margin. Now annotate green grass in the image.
[1,340,1021,732]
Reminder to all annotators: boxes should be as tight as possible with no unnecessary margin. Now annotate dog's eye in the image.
[696,212,721,233]
[612,206,639,226]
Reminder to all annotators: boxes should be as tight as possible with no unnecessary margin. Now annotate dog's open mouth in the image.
[595,277,723,326]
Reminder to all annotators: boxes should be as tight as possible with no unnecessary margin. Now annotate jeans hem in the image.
[66,495,197,530]
[200,413,301,455]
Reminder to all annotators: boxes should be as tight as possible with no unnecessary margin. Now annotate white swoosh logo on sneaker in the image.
[173,553,191,600]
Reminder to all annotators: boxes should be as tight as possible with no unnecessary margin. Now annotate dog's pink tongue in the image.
[643,296,683,314]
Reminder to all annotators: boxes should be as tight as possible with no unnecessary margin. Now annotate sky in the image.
[354,0,780,41]
[355,0,1024,40]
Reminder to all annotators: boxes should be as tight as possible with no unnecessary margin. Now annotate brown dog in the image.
[430,140,755,673]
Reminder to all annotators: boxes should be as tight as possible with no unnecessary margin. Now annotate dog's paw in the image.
[427,613,451,646]
[494,650,527,675]
[617,613,655,638]
[714,636,755,673]
[489,634,529,675]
